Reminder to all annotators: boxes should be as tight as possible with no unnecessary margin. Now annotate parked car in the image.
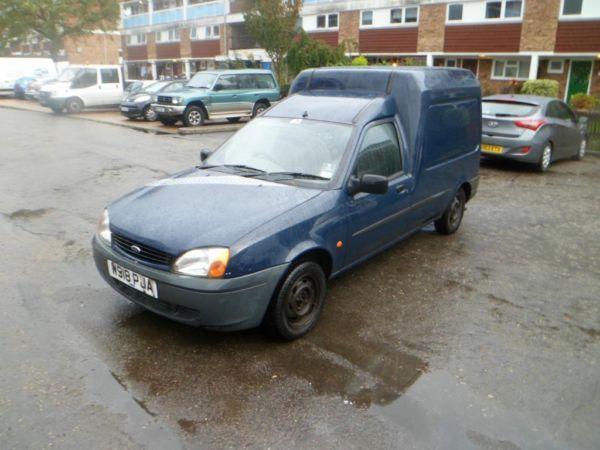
[151,69,280,126]
[481,94,586,172]
[93,67,480,340]
[120,80,187,121]
[0,57,57,94]
[13,76,35,99]
[39,65,124,114]
[124,80,155,96]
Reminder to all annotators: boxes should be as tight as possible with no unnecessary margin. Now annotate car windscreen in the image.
[482,100,539,117]
[57,68,80,82]
[145,81,170,93]
[207,117,353,182]
[187,72,217,89]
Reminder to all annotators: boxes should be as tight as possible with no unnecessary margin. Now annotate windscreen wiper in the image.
[264,172,329,181]
[199,164,266,174]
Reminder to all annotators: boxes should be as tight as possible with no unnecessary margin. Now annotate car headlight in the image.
[172,248,229,278]
[172,97,182,105]
[97,209,111,244]
[135,94,151,102]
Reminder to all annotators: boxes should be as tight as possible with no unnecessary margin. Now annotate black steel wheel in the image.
[434,188,466,235]
[265,261,327,340]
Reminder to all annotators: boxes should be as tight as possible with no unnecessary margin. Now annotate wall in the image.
[520,0,560,51]
[63,33,121,65]
[538,58,570,99]
[417,3,445,52]
[339,10,360,47]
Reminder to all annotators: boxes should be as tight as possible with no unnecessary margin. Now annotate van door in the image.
[70,68,101,106]
[345,121,417,265]
[100,68,122,105]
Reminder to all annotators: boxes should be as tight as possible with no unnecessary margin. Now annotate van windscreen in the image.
[482,100,539,117]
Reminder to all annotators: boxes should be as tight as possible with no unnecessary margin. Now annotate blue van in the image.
[93,67,481,340]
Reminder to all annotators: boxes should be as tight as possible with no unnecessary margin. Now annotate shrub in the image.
[569,93,598,111]
[286,31,349,77]
[351,55,368,66]
[520,79,559,98]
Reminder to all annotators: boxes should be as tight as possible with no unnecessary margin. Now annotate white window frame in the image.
[126,33,146,46]
[315,13,339,30]
[445,58,459,68]
[484,0,524,21]
[559,0,583,17]
[122,0,148,17]
[360,7,419,28]
[491,59,529,80]
[361,10,373,26]
[447,3,464,22]
[155,28,180,43]
[548,59,565,74]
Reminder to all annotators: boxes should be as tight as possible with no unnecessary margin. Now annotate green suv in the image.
[151,69,280,127]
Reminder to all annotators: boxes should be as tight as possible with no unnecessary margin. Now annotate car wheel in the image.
[265,261,327,341]
[143,105,157,122]
[183,106,205,127]
[252,101,269,118]
[227,117,241,123]
[65,97,84,114]
[537,143,552,172]
[434,188,466,235]
[159,117,178,126]
[575,138,586,160]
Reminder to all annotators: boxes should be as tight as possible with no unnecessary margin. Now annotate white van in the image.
[0,57,58,93]
[39,65,124,114]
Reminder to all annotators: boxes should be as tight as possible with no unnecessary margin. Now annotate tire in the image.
[252,101,269,118]
[434,188,466,235]
[227,117,241,123]
[574,138,586,160]
[182,105,205,127]
[159,117,178,126]
[264,261,327,341]
[143,104,157,122]
[65,97,84,114]
[537,142,552,172]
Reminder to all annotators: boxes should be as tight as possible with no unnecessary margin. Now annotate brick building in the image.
[120,0,600,101]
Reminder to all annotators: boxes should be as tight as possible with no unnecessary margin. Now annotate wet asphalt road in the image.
[0,108,599,450]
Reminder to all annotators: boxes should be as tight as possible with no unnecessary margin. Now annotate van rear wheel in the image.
[264,261,326,341]
[434,188,466,235]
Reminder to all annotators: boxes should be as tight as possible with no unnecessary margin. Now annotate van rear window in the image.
[482,101,539,117]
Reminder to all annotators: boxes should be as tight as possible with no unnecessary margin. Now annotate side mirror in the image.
[347,174,389,196]
[213,83,224,91]
[200,148,213,162]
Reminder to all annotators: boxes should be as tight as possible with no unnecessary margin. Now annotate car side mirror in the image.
[347,174,389,196]
[213,83,224,91]
[200,148,213,162]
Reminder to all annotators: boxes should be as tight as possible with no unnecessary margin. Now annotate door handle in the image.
[396,185,408,194]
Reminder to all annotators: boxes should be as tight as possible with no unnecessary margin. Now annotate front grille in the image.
[112,233,173,266]
[157,95,173,104]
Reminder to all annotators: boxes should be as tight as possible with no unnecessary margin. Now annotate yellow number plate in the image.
[482,144,503,154]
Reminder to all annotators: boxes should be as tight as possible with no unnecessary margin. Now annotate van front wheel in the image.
[183,106,205,127]
[65,97,84,114]
[434,188,466,235]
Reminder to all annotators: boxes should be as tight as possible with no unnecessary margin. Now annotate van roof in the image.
[200,69,274,75]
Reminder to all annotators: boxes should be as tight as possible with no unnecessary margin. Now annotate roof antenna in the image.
[302,110,309,118]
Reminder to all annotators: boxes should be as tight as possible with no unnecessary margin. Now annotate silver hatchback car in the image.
[481,95,587,172]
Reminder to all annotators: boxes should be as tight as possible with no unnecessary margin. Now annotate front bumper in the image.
[92,235,288,331]
[481,136,543,164]
[119,102,144,118]
[151,103,185,117]
[39,93,67,109]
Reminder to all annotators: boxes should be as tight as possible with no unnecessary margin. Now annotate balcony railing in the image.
[122,0,227,29]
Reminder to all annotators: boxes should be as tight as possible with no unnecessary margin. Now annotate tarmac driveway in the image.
[0,108,598,449]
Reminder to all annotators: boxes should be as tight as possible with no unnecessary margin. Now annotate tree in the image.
[0,0,119,59]
[243,0,301,85]
[287,31,349,77]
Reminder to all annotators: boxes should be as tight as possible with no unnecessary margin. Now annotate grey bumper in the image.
[151,103,185,117]
[92,236,288,331]
[481,135,544,164]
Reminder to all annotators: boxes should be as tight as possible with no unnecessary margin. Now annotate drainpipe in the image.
[426,53,434,67]
[224,0,229,59]
[529,54,539,80]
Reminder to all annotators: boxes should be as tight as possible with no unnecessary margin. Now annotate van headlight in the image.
[97,209,111,244]
[172,248,229,278]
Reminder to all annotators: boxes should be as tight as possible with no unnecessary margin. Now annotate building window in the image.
[492,59,530,79]
[446,58,458,68]
[361,10,373,26]
[123,1,148,16]
[316,15,326,28]
[190,25,219,40]
[562,0,583,15]
[152,0,182,11]
[505,0,523,17]
[155,28,180,43]
[328,13,338,28]
[448,3,463,21]
[405,7,418,23]
[485,0,522,19]
[126,33,146,46]
[485,1,502,18]
[548,60,565,74]
[390,8,402,23]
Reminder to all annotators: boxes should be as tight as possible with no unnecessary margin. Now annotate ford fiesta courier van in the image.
[93,67,481,340]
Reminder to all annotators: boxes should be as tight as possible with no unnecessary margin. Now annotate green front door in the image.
[566,60,592,102]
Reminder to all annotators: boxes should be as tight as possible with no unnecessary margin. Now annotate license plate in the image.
[120,106,129,112]
[482,144,504,154]
[107,260,158,298]
[154,106,166,112]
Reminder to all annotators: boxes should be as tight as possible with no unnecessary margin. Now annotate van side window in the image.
[425,99,480,167]
[101,68,119,84]
[217,74,238,90]
[356,123,403,178]
[72,69,98,88]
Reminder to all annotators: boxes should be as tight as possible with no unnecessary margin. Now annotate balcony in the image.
[121,0,227,29]
[188,1,225,20]
[123,14,150,28]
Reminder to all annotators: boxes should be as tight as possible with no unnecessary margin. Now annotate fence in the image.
[577,110,600,151]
